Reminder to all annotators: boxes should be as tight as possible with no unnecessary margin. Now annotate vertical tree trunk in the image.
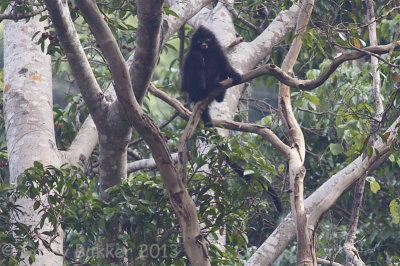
[3,15,63,265]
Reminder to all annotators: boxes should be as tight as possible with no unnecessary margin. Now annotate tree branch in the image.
[222,1,261,33]
[127,153,179,173]
[43,1,108,129]
[317,258,343,266]
[61,0,213,160]
[246,115,400,265]
[278,0,314,262]
[76,0,136,114]
[130,0,163,104]
[60,115,98,165]
[245,42,400,91]
[73,1,210,264]
[0,6,46,22]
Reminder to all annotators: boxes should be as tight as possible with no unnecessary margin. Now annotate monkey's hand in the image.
[231,72,242,85]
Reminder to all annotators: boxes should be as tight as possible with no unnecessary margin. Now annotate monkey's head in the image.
[190,26,219,52]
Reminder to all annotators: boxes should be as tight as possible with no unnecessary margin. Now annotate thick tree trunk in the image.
[3,15,63,265]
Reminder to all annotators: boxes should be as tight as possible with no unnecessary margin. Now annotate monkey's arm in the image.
[219,51,241,85]
[224,64,242,85]
[181,52,207,101]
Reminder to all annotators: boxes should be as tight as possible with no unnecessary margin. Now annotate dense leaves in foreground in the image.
[0,132,284,265]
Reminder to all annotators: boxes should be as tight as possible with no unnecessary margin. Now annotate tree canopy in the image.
[0,0,400,265]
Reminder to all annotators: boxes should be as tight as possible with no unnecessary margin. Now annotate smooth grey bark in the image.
[3,15,62,266]
[130,0,163,104]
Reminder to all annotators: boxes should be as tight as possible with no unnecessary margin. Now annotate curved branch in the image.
[76,0,136,112]
[149,83,291,159]
[130,0,164,104]
[127,153,179,172]
[0,6,46,22]
[148,83,191,119]
[43,1,108,128]
[73,2,211,264]
[60,115,98,165]
[245,43,400,91]
[212,119,291,159]
[277,0,313,264]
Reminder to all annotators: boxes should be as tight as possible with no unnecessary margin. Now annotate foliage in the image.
[0,142,283,265]
[0,81,9,184]
[53,94,88,149]
[1,0,400,265]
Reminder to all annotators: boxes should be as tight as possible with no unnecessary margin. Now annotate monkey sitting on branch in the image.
[181,26,242,126]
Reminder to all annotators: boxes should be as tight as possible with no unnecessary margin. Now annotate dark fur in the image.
[181,26,241,126]
[226,158,283,214]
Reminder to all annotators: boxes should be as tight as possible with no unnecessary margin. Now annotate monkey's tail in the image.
[225,157,283,214]
[265,185,283,214]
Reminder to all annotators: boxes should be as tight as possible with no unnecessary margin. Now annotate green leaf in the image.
[329,143,344,155]
[164,7,179,18]
[33,200,40,211]
[389,199,399,224]
[366,176,381,194]
[277,164,285,175]
[304,91,320,105]
[224,245,237,255]
[33,161,43,169]
[39,15,48,22]
[367,146,373,157]
[243,170,255,176]
[29,253,35,264]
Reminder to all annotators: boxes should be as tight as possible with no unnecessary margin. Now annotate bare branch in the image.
[60,115,98,165]
[247,43,400,91]
[222,1,261,33]
[317,258,343,266]
[149,84,290,158]
[0,6,46,22]
[76,0,137,111]
[45,1,210,264]
[60,0,213,165]
[130,0,163,104]
[127,153,179,172]
[148,83,191,119]
[276,0,314,264]
[213,119,291,159]
[43,1,108,127]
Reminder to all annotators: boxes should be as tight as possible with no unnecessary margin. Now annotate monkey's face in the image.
[194,38,212,52]
[196,38,212,51]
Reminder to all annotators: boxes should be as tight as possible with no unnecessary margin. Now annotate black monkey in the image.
[181,26,242,126]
